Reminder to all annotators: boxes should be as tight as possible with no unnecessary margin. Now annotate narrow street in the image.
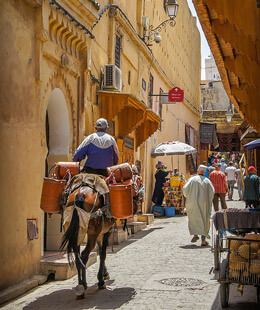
[2,191,259,310]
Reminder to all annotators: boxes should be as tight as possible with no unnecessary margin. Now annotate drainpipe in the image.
[77,76,80,146]
[108,1,116,64]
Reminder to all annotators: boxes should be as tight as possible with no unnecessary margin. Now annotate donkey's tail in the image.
[60,208,83,268]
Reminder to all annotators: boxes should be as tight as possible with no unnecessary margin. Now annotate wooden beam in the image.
[204,0,260,42]
[224,55,260,88]
[211,19,257,63]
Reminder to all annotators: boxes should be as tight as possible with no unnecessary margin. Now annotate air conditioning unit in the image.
[104,64,122,91]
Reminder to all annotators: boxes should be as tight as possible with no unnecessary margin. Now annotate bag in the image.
[107,163,133,183]
[54,162,80,179]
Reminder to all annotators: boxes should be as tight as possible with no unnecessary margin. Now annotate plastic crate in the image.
[152,205,165,217]
[164,206,175,217]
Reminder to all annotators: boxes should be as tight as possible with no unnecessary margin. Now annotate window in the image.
[148,73,154,109]
[128,70,131,85]
[115,35,121,68]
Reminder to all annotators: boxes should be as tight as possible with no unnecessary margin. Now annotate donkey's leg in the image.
[97,231,110,289]
[80,235,98,290]
[75,246,86,299]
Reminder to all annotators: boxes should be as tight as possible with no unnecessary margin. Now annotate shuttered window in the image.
[148,73,154,109]
[115,35,121,68]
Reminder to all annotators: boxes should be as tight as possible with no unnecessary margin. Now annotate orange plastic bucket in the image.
[109,182,133,219]
[40,178,66,213]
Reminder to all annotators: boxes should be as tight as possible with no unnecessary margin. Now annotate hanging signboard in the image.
[168,87,184,102]
[160,93,173,104]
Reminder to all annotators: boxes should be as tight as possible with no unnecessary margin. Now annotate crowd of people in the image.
[182,153,259,247]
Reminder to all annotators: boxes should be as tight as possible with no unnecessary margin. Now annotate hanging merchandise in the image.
[163,173,186,215]
[187,154,197,175]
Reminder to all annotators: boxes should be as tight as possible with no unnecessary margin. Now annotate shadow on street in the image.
[107,226,164,254]
[211,284,259,309]
[179,244,211,249]
[23,285,136,310]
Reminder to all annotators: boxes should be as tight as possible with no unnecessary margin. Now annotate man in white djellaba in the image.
[183,165,215,246]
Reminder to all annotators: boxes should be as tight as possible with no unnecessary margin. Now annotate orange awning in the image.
[193,0,260,131]
[97,91,161,148]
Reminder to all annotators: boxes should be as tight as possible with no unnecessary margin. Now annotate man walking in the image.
[220,158,227,173]
[235,165,244,201]
[243,166,260,208]
[225,161,236,200]
[209,163,230,212]
[183,165,215,246]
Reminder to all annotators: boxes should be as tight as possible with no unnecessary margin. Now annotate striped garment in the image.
[209,170,226,193]
[72,130,119,170]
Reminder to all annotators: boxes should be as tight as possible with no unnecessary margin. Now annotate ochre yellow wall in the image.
[0,0,201,290]
[0,1,46,289]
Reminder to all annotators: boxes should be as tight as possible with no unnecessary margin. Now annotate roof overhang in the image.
[97,91,161,149]
[193,0,260,131]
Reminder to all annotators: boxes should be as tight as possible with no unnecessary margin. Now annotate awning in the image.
[97,91,161,148]
[136,109,161,149]
[193,0,260,132]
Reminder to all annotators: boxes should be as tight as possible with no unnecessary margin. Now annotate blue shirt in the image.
[204,168,209,178]
[220,162,227,173]
[72,131,119,170]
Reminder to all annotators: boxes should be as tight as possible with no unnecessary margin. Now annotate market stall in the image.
[151,141,196,216]
[163,173,186,215]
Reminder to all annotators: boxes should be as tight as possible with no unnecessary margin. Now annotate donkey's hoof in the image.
[104,273,110,280]
[75,284,85,297]
[98,283,106,290]
[76,294,85,300]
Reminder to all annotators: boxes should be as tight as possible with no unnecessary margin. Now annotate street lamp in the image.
[143,0,179,46]
[164,0,179,19]
[225,109,233,123]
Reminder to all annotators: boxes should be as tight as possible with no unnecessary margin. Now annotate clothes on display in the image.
[162,174,186,214]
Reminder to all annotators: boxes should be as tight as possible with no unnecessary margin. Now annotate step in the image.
[40,250,97,280]
[126,214,139,222]
[108,228,128,245]
[0,275,47,305]
[127,221,147,234]
[137,213,154,225]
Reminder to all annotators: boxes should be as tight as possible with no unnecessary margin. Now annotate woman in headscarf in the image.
[152,161,171,205]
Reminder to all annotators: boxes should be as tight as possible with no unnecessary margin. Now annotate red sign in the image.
[168,87,184,102]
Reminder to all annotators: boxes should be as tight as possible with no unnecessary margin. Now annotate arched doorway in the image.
[44,88,70,252]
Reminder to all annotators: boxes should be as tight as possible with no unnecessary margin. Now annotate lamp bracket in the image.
[149,18,176,33]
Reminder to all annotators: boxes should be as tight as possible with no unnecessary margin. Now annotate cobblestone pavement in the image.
[2,190,260,310]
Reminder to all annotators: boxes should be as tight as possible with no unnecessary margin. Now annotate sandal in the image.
[191,236,199,243]
[201,241,209,246]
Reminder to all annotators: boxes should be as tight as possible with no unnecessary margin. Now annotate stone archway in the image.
[47,88,70,159]
[44,88,70,252]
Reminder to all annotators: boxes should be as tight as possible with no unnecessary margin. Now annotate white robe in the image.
[182,175,215,238]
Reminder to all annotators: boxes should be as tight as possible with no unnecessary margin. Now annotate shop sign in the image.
[200,123,215,144]
[168,87,184,102]
[124,137,134,150]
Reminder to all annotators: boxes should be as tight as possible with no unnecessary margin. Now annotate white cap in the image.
[198,165,207,173]
[96,118,108,129]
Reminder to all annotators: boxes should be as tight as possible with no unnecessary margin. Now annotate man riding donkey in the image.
[61,118,120,298]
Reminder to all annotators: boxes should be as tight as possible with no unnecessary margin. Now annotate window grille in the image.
[115,35,121,68]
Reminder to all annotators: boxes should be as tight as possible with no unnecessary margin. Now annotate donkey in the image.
[60,183,116,299]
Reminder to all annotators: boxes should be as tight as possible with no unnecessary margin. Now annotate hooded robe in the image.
[183,175,215,237]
